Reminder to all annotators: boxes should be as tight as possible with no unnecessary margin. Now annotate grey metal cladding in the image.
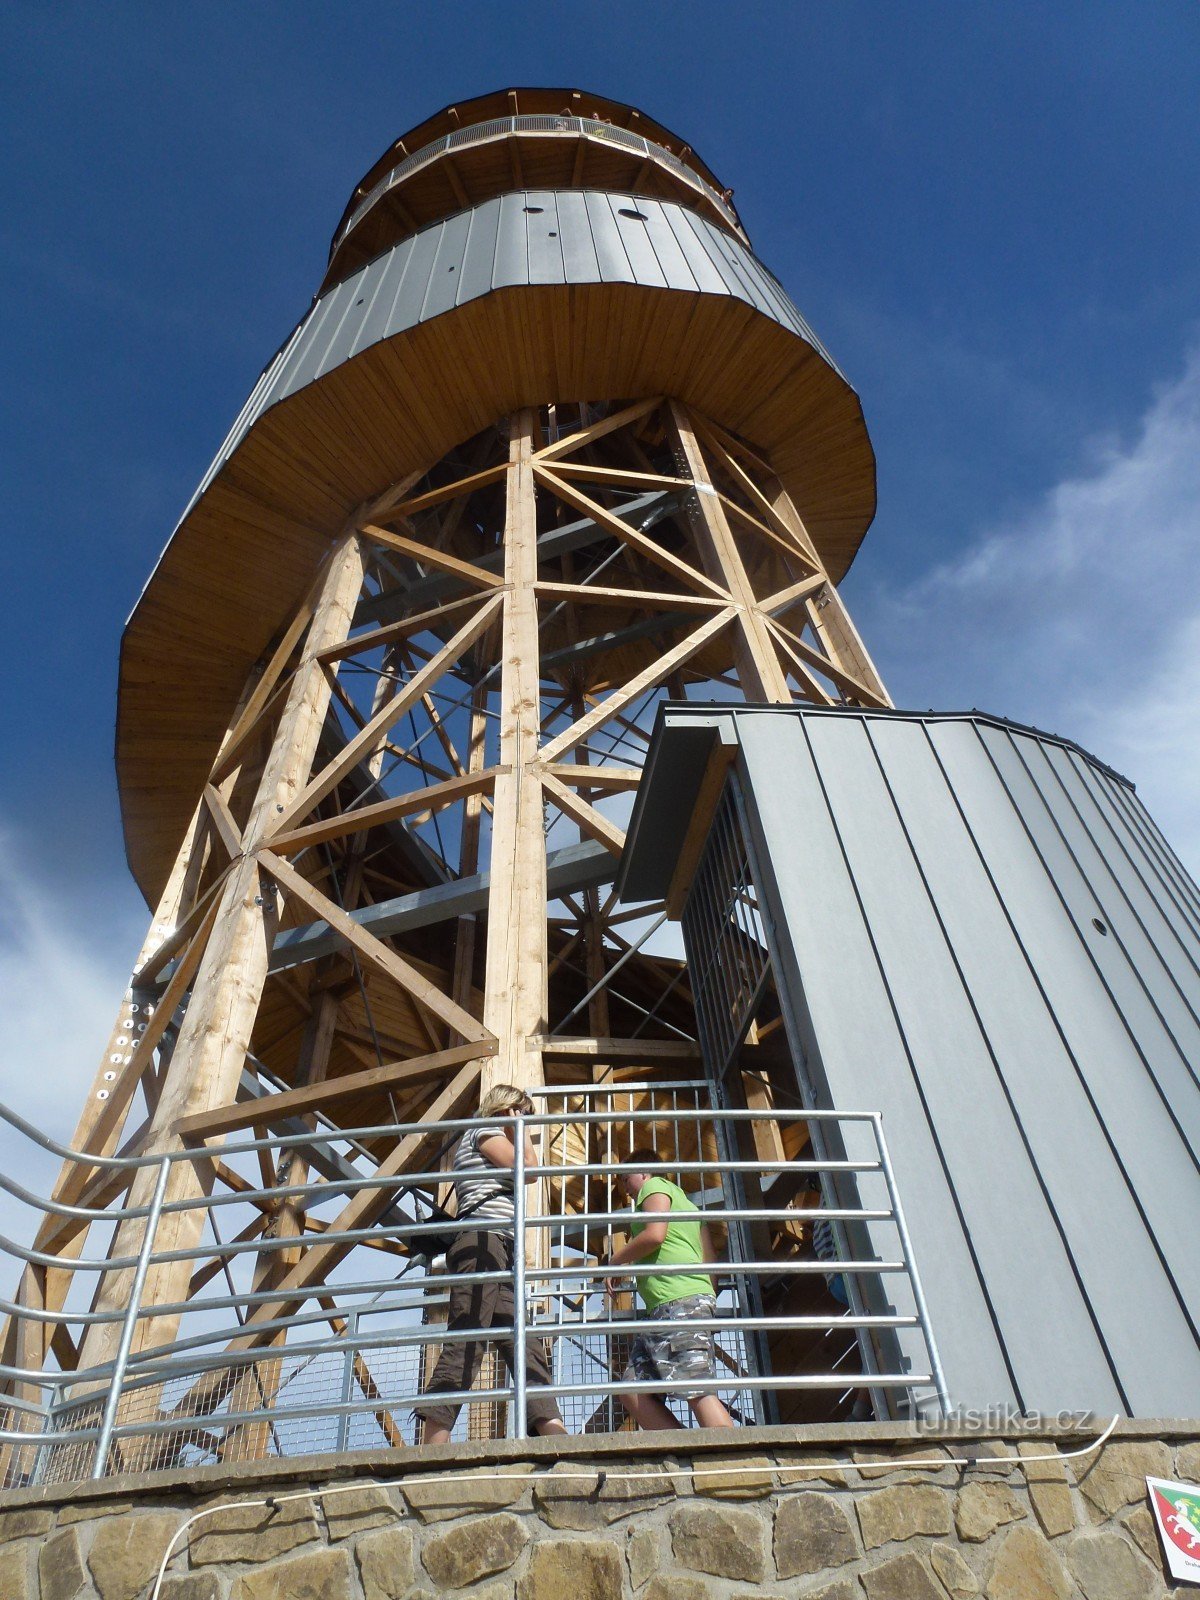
[735,712,1024,1408]
[456,196,503,303]
[525,191,567,286]
[582,189,635,283]
[182,191,843,526]
[492,191,531,287]
[555,189,601,280]
[724,705,1200,1416]
[606,194,670,287]
[422,206,475,320]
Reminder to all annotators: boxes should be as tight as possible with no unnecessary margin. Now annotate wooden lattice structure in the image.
[2,88,888,1425]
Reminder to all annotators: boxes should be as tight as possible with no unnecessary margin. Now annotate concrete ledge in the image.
[4,1415,1196,1512]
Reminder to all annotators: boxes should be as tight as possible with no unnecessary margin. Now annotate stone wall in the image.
[0,1423,1196,1600]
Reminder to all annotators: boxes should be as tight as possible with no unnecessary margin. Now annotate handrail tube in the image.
[134,1269,510,1323]
[104,1305,563,1383]
[53,1274,912,1393]
[871,1112,951,1415]
[0,1169,157,1224]
[159,1154,877,1214]
[526,1372,932,1398]
[535,1314,920,1337]
[80,1202,890,1274]
[520,1207,893,1228]
[0,1099,874,1177]
[0,1230,152,1276]
[512,1115,528,1440]
[7,1254,905,1396]
[91,1154,171,1477]
[0,1388,52,1418]
[525,1258,908,1279]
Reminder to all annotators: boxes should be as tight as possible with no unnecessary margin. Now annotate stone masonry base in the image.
[1,1420,1197,1600]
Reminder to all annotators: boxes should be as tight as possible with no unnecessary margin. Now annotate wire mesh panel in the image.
[532,1083,757,1433]
[682,778,771,1077]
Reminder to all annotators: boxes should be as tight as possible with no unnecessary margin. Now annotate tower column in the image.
[669,401,793,703]
[78,531,368,1372]
[482,411,547,1097]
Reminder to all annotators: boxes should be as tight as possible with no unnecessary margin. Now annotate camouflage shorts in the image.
[623,1294,717,1400]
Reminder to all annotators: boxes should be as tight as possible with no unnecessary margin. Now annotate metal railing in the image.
[0,1090,947,1489]
[331,114,744,261]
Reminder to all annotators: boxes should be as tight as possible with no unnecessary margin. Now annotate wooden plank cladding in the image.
[118,192,876,901]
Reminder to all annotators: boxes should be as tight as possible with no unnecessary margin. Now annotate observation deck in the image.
[323,96,749,291]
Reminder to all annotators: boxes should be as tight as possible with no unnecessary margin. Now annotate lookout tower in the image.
[3,89,921,1479]
[7,95,887,1362]
[4,89,1198,1600]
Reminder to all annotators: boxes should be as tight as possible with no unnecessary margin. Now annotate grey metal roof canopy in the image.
[621,703,1200,1418]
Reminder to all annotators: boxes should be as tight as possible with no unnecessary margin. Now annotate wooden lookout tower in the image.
[4,88,895,1442]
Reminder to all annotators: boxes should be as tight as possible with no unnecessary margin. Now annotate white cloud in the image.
[0,826,143,1144]
[862,340,1200,874]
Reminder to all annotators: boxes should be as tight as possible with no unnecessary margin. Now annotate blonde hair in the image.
[478,1084,533,1119]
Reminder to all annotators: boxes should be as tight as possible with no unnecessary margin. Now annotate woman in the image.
[415,1085,568,1444]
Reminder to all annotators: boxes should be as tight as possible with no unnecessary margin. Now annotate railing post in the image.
[872,1114,950,1418]
[336,1308,359,1455]
[90,1153,170,1479]
[511,1115,528,1440]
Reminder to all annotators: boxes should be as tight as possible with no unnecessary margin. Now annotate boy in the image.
[603,1145,734,1430]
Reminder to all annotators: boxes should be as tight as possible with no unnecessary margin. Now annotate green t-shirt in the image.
[630,1177,715,1311]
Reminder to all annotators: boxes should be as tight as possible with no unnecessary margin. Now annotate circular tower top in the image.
[323,87,747,291]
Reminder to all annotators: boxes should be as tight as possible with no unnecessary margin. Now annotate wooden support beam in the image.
[545,463,690,490]
[666,737,739,918]
[272,593,502,835]
[760,573,828,616]
[384,462,508,519]
[202,785,243,860]
[482,411,547,1096]
[223,1058,482,1345]
[77,531,371,1377]
[762,619,838,705]
[537,1036,702,1060]
[667,401,792,702]
[534,465,728,600]
[767,479,892,706]
[269,767,500,854]
[210,596,316,784]
[541,772,626,857]
[318,590,488,666]
[539,607,734,765]
[258,849,494,1046]
[532,397,661,463]
[542,764,642,792]
[766,615,885,707]
[534,581,725,612]
[132,860,235,986]
[360,524,505,592]
[175,1041,496,1141]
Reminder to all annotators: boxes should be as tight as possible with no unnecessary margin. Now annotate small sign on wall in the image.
[1147,1477,1200,1586]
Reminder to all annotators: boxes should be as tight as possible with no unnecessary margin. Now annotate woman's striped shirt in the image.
[452,1124,515,1231]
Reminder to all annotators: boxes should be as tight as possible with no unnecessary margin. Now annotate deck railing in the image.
[0,1092,947,1489]
[331,114,744,260]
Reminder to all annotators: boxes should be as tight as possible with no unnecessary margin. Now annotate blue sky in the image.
[2,2,1199,1127]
